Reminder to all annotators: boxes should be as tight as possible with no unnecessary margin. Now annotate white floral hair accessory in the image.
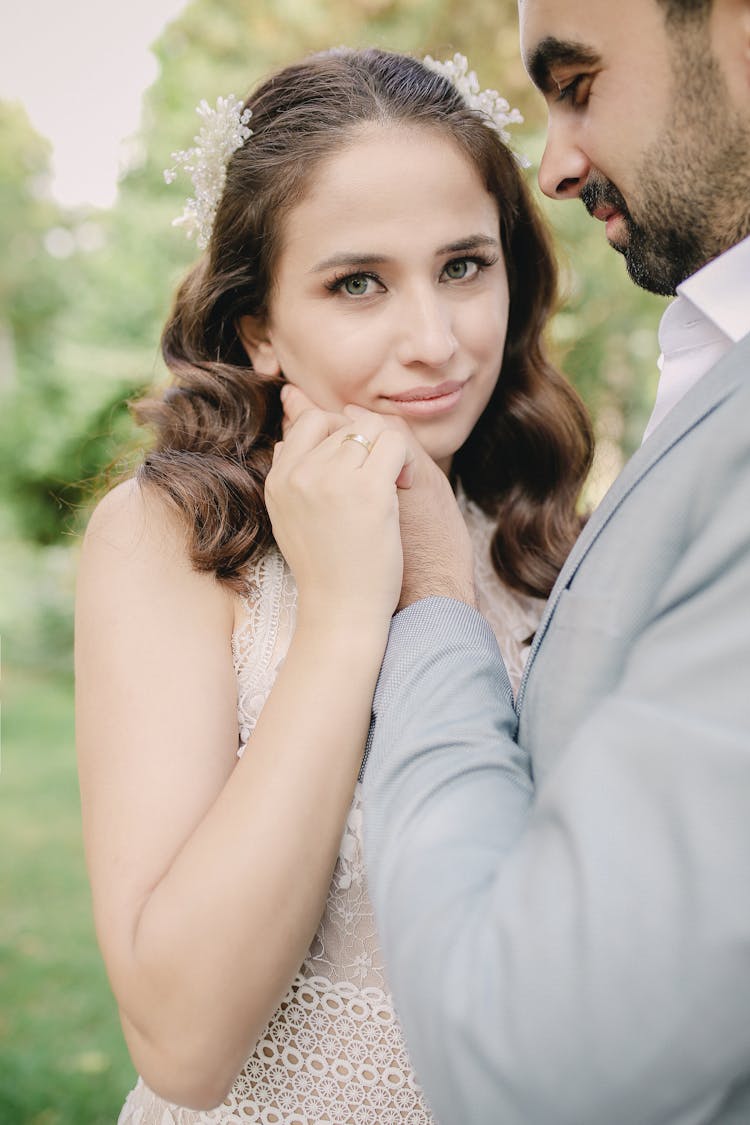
[164,94,253,249]
[422,53,529,168]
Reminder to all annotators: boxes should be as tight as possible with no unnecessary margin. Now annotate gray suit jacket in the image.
[363,334,750,1124]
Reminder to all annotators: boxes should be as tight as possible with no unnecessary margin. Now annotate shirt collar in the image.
[676,234,750,344]
[643,236,750,445]
[657,292,729,363]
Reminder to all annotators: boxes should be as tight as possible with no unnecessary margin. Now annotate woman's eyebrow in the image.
[435,235,500,255]
[310,252,388,274]
[526,37,600,93]
[311,235,499,274]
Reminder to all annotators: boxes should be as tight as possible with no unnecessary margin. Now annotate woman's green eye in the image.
[343,275,370,295]
[445,260,469,279]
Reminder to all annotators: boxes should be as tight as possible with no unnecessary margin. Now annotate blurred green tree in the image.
[0,102,73,543]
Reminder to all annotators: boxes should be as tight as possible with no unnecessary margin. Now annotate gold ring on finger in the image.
[340,432,374,455]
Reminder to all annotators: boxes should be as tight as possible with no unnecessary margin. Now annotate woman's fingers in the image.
[277,391,415,486]
[343,402,412,439]
[278,404,339,460]
[280,383,317,423]
[277,417,379,478]
[363,429,415,490]
[280,384,346,440]
[344,403,417,487]
[337,430,378,466]
[281,384,346,442]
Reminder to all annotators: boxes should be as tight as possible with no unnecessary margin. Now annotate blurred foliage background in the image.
[0,0,665,1120]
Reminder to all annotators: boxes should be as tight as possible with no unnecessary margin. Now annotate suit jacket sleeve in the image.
[363,468,750,1125]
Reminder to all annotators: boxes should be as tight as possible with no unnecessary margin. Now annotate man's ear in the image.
[237,315,282,376]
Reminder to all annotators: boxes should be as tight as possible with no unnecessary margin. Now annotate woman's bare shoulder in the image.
[79,477,234,622]
[83,477,188,560]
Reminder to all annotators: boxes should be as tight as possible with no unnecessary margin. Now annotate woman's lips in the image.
[384,380,466,418]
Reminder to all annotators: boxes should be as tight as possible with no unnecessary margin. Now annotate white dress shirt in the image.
[643,235,750,443]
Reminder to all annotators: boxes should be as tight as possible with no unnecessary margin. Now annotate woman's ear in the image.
[237,315,282,376]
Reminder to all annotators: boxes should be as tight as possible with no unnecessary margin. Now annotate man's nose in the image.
[538,115,592,200]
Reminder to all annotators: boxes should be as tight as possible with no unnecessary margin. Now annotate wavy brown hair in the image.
[136,48,594,598]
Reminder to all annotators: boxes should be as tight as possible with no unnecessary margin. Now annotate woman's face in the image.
[239,124,510,471]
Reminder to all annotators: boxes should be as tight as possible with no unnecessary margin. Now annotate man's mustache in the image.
[580,176,630,221]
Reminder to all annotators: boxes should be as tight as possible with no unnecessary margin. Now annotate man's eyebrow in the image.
[310,235,499,275]
[526,37,600,93]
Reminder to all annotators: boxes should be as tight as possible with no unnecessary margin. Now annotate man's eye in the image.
[556,74,590,106]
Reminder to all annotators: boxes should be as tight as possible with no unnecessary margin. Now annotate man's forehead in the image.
[518,0,606,40]
[518,0,604,80]
[518,0,655,40]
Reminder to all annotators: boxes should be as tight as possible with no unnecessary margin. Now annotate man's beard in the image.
[579,176,708,297]
[580,45,750,297]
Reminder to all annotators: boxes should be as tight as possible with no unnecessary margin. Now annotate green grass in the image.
[1,665,136,1124]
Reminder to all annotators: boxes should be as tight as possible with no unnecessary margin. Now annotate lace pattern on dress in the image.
[118,507,544,1124]
[231,549,297,752]
[457,489,545,698]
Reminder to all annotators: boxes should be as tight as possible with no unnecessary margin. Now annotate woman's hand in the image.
[277,386,476,615]
[265,388,414,631]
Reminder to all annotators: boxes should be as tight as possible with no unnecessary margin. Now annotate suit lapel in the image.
[516,336,748,711]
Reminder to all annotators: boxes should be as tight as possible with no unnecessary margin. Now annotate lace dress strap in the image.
[232,547,297,754]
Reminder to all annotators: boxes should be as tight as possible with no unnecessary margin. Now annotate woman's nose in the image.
[395,290,458,368]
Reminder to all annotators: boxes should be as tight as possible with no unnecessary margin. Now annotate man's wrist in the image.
[398,578,477,612]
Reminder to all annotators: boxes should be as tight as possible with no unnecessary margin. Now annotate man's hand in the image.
[398,446,476,611]
[343,405,476,611]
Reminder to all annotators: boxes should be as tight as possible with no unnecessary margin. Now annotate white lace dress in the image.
[118,494,544,1125]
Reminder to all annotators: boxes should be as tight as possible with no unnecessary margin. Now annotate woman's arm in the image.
[76,475,394,1109]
